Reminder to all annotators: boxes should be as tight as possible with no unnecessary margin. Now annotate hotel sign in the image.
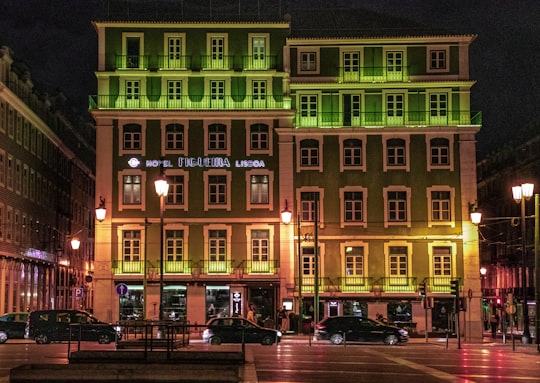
[128,157,266,169]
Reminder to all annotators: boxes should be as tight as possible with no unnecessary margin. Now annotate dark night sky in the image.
[1,0,539,157]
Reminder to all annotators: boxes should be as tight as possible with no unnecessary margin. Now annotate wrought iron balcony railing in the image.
[237,260,279,274]
[294,277,332,293]
[89,94,287,110]
[374,277,417,293]
[338,276,373,293]
[115,55,150,70]
[295,110,482,128]
[338,66,410,82]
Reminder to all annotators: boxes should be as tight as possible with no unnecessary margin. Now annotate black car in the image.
[315,316,408,345]
[0,312,29,343]
[25,310,120,344]
[202,317,281,345]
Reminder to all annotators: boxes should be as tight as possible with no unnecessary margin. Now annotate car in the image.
[25,309,121,344]
[0,312,29,343]
[202,317,281,345]
[315,316,408,345]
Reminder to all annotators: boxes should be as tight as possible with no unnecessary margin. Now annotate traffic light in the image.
[450,279,459,296]
[458,297,467,311]
[418,282,426,297]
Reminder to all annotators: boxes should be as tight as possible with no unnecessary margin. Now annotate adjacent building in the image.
[91,6,482,337]
[0,46,96,314]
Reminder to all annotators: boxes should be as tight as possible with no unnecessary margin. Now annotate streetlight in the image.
[155,173,169,324]
[512,183,534,344]
[95,196,107,222]
[281,200,303,335]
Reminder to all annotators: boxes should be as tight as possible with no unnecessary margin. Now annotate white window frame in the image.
[118,169,146,211]
[297,136,323,173]
[0,149,5,186]
[383,135,410,172]
[204,120,230,156]
[246,169,274,211]
[122,32,145,69]
[248,33,270,70]
[339,186,368,228]
[116,224,146,269]
[163,33,186,69]
[341,48,361,81]
[427,46,450,73]
[204,169,231,211]
[162,120,188,155]
[383,186,411,228]
[246,120,273,156]
[428,242,457,281]
[206,34,229,69]
[384,48,407,81]
[384,241,413,283]
[297,47,320,74]
[165,223,190,274]
[426,134,454,171]
[246,224,275,274]
[119,121,146,156]
[165,169,189,211]
[204,224,232,274]
[339,135,366,172]
[427,186,455,228]
[296,187,325,225]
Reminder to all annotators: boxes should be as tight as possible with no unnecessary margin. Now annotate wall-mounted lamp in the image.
[469,201,482,225]
[95,196,106,222]
[281,199,292,225]
[70,237,81,250]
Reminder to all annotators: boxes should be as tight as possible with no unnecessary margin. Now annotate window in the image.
[299,94,317,120]
[208,175,227,205]
[123,124,142,150]
[345,246,364,276]
[15,160,21,194]
[0,150,4,186]
[252,80,266,100]
[126,80,140,101]
[210,80,225,106]
[167,80,182,104]
[123,175,142,204]
[250,123,269,151]
[251,36,267,69]
[300,139,319,168]
[301,247,316,277]
[300,191,320,222]
[430,138,450,166]
[386,94,404,118]
[166,230,184,262]
[166,34,184,68]
[166,175,184,205]
[126,36,141,68]
[342,51,360,81]
[430,93,447,117]
[300,52,317,72]
[431,190,451,222]
[343,138,362,167]
[165,123,184,151]
[122,230,141,262]
[208,123,227,151]
[427,47,450,73]
[6,155,13,190]
[389,246,408,277]
[251,230,269,262]
[211,37,224,60]
[250,175,269,204]
[386,138,406,166]
[386,51,404,80]
[433,247,452,276]
[209,229,227,265]
[344,191,364,222]
[387,191,407,223]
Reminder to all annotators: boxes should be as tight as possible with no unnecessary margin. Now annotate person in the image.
[207,304,216,319]
[490,312,499,339]
[247,304,256,323]
[277,306,288,331]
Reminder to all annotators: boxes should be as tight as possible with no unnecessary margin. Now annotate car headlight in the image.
[276,331,282,337]
[398,329,408,337]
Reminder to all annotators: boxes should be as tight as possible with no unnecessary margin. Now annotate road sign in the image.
[116,283,129,296]
[74,287,83,298]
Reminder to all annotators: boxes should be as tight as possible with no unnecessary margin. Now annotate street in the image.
[1,337,539,383]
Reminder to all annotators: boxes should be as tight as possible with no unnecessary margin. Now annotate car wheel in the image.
[261,335,274,345]
[0,331,7,344]
[98,334,111,344]
[384,334,398,345]
[35,334,50,344]
[210,336,222,345]
[329,333,344,345]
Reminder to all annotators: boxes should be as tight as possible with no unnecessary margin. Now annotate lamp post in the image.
[512,183,534,344]
[281,201,303,334]
[155,174,169,323]
[534,194,540,352]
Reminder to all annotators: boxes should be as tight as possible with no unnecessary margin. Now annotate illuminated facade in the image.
[0,47,96,314]
[91,8,483,337]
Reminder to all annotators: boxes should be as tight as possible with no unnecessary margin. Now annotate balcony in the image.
[115,55,150,70]
[89,94,287,110]
[238,260,279,274]
[295,277,332,293]
[338,66,410,83]
[426,276,457,293]
[164,259,192,274]
[338,276,373,293]
[158,55,192,70]
[242,55,277,70]
[113,260,144,274]
[374,277,417,293]
[295,110,482,128]
[200,55,235,70]
[201,260,234,274]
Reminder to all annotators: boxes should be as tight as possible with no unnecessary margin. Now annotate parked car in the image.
[0,312,29,343]
[202,317,281,345]
[25,310,121,344]
[315,316,408,345]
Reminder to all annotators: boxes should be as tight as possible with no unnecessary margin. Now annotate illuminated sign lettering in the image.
[129,157,266,169]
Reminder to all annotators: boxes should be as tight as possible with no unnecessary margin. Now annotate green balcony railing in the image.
[241,55,277,70]
[338,66,410,82]
[294,277,332,293]
[158,55,192,70]
[115,55,150,70]
[295,110,482,128]
[112,260,143,274]
[237,260,279,274]
[200,55,235,70]
[89,94,287,110]
[201,260,234,274]
[338,276,373,293]
[426,277,462,293]
[164,259,192,274]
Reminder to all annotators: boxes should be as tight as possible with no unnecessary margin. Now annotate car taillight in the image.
[315,323,326,330]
